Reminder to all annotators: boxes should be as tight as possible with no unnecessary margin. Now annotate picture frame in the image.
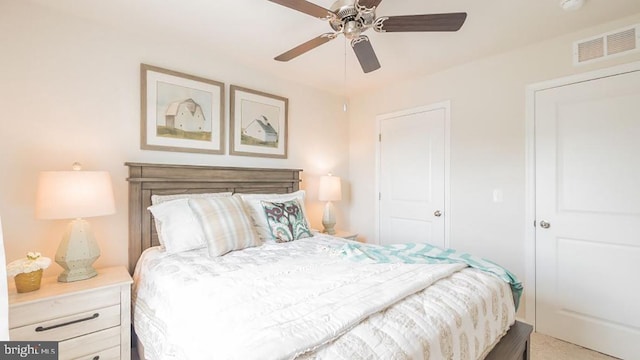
[140,64,225,154]
[230,85,288,158]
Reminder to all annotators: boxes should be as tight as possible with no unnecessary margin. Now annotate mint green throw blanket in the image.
[340,242,523,310]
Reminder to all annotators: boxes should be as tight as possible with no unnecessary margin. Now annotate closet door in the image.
[378,104,448,248]
[535,69,640,359]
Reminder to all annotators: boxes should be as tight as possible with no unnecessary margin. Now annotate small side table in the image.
[8,266,133,360]
[332,230,359,241]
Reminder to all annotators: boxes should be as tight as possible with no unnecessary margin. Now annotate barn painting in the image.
[240,99,280,148]
[230,84,287,158]
[156,81,212,141]
[243,115,278,143]
[165,98,206,132]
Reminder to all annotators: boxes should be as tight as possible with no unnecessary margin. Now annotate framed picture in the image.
[230,85,288,158]
[141,64,224,154]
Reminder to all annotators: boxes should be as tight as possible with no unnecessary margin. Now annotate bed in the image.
[126,162,532,360]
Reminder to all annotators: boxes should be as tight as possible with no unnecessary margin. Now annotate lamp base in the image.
[55,218,100,283]
[321,201,337,235]
[322,225,337,236]
[57,266,98,283]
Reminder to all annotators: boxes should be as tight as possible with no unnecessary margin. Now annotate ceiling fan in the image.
[268,0,468,73]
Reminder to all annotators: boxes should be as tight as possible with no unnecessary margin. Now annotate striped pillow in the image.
[151,192,233,205]
[189,196,260,257]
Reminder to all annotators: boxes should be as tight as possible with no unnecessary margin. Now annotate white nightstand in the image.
[8,266,133,360]
[332,230,359,241]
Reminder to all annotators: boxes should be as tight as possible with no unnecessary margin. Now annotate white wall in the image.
[348,13,640,318]
[0,1,350,276]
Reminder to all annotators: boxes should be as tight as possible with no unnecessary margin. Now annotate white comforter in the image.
[133,235,515,360]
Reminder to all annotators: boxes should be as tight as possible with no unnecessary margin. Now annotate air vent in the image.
[607,28,637,55]
[573,24,639,65]
[577,37,605,62]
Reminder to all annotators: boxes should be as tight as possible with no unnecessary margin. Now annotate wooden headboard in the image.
[125,162,302,273]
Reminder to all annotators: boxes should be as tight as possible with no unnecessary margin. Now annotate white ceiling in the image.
[26,0,640,95]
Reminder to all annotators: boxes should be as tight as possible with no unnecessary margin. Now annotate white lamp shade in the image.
[318,175,342,202]
[36,170,116,219]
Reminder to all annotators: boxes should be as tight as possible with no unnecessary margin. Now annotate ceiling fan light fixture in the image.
[560,0,585,12]
[343,20,362,39]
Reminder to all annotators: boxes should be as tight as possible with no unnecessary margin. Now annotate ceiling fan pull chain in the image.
[343,37,348,112]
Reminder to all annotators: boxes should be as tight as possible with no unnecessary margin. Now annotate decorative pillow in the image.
[151,192,233,205]
[236,190,311,242]
[147,199,206,254]
[261,199,312,243]
[189,196,260,257]
[149,192,233,251]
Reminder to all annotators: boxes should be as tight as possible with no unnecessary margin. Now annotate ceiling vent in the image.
[573,24,639,65]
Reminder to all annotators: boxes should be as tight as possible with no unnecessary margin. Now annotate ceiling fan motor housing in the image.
[331,0,358,19]
[329,0,376,38]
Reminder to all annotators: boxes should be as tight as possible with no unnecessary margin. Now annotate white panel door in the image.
[379,106,446,247]
[535,69,640,359]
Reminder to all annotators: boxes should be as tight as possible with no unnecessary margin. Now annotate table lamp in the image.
[318,174,342,235]
[35,163,115,282]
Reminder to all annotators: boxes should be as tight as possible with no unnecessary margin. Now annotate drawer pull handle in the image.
[92,356,100,360]
[35,313,100,332]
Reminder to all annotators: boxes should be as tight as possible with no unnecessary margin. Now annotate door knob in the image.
[434,210,442,217]
[539,220,550,229]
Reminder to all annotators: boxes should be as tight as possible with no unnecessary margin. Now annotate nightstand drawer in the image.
[68,346,120,360]
[9,287,121,328]
[59,326,121,360]
[9,304,120,341]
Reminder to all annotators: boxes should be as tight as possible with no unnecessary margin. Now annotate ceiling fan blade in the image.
[375,13,467,32]
[268,0,333,19]
[275,33,336,61]
[357,0,383,9]
[351,35,381,73]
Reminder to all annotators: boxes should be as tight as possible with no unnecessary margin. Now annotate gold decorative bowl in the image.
[14,269,43,293]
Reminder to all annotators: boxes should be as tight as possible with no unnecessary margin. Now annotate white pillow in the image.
[151,192,233,205]
[147,199,206,254]
[189,197,260,257]
[236,190,311,242]
[148,192,232,253]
